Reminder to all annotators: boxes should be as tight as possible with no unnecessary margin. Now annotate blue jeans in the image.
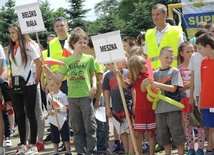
[94,96,106,152]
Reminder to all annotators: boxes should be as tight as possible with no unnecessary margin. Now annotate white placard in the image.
[15,2,46,34]
[94,107,106,122]
[47,113,66,130]
[91,30,126,64]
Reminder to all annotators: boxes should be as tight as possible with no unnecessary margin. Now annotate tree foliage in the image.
[0,0,184,46]
[65,0,90,29]
[0,0,17,46]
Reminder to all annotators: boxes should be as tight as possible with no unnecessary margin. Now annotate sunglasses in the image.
[54,17,66,23]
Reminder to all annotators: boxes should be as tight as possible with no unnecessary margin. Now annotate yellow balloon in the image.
[147,94,154,102]
[146,85,160,98]
[159,95,184,109]
[152,97,159,110]
[146,84,185,110]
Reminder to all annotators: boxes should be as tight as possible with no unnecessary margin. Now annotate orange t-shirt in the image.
[200,58,214,108]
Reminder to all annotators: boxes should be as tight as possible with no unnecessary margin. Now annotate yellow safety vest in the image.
[146,26,181,69]
[48,36,71,74]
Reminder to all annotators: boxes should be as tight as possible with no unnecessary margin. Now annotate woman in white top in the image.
[8,24,42,155]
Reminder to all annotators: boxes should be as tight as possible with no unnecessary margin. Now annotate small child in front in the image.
[149,46,186,155]
[46,78,71,155]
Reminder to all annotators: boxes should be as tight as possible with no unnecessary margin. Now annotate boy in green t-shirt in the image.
[43,27,97,154]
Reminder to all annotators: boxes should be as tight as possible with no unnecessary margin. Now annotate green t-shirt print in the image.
[60,54,96,98]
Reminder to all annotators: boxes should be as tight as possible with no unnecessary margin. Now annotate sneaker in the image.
[172,143,177,149]
[187,149,196,155]
[142,143,149,153]
[196,149,204,155]
[119,143,125,154]
[16,144,27,155]
[184,143,189,152]
[16,144,29,153]
[0,147,5,155]
[58,143,66,152]
[43,133,51,142]
[5,137,12,147]
[205,150,213,155]
[109,144,120,154]
[155,145,164,153]
[25,145,38,155]
[12,130,19,137]
[36,141,45,151]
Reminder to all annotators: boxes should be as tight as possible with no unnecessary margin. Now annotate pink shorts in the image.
[134,110,156,132]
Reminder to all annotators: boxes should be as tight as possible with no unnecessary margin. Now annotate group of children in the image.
[0,19,214,155]
[116,29,214,155]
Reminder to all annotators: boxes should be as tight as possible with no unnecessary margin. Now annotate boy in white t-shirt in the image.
[46,78,71,155]
[188,29,207,155]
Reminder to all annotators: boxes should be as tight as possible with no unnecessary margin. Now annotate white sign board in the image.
[91,30,126,64]
[15,2,46,34]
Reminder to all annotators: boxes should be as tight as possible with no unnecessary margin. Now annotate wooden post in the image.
[113,62,139,155]
[35,32,60,130]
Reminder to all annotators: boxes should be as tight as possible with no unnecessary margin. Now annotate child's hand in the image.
[55,106,61,113]
[47,110,54,116]
[106,107,112,118]
[142,78,151,86]
[149,80,159,88]
[188,97,195,106]
[89,86,97,99]
[94,100,100,109]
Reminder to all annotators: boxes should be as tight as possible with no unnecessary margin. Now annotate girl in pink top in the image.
[178,41,205,155]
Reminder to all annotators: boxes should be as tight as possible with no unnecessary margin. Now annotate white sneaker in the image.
[5,137,12,147]
[25,145,38,155]
[0,147,5,155]
[16,144,27,155]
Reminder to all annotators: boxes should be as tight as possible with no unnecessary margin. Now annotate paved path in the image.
[3,118,207,155]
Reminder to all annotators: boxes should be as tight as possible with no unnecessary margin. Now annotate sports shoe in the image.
[16,143,29,153]
[58,143,66,152]
[204,150,212,155]
[16,144,27,155]
[142,142,149,153]
[25,145,38,155]
[43,133,51,142]
[109,144,120,154]
[187,149,196,155]
[12,130,19,137]
[119,143,125,154]
[0,147,5,155]
[36,141,45,151]
[5,137,12,147]
[196,149,204,155]
[155,145,164,153]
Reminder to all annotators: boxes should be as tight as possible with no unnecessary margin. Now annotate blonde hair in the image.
[128,46,144,58]
[128,55,146,82]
